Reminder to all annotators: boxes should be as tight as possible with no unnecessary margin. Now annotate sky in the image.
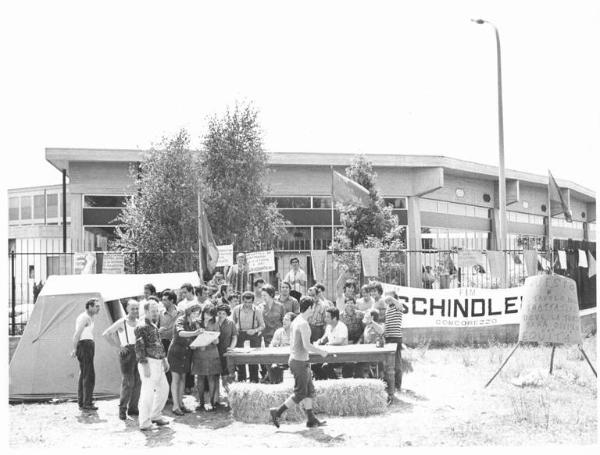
[1,0,599,191]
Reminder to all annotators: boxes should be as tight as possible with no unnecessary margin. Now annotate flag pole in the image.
[197,191,204,283]
[547,171,553,271]
[330,166,335,251]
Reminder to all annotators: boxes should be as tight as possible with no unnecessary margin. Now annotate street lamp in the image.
[471,18,507,255]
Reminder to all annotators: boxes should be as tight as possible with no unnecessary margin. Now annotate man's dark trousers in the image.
[76,340,95,407]
[118,346,141,413]
[385,336,402,390]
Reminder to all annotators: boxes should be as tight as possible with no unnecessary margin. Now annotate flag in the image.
[198,200,219,277]
[523,250,539,277]
[578,249,588,268]
[548,170,572,222]
[486,251,506,284]
[311,250,328,283]
[588,252,596,277]
[361,248,380,277]
[557,250,567,270]
[332,171,370,208]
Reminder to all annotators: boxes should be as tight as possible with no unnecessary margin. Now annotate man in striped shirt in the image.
[383,295,403,393]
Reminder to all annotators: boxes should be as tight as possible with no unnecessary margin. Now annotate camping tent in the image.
[9,271,200,402]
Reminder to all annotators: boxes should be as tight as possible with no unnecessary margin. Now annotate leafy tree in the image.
[334,155,407,283]
[113,130,200,272]
[200,102,287,251]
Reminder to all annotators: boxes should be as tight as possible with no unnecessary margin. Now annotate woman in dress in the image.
[192,305,222,411]
[167,303,203,416]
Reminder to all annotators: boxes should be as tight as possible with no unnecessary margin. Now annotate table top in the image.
[224,343,397,358]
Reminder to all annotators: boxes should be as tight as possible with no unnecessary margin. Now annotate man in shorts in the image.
[269,296,328,428]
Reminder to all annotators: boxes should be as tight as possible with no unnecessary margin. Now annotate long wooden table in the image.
[225,343,398,400]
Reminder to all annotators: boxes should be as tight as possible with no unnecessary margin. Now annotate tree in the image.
[200,101,287,251]
[113,130,200,272]
[334,155,407,282]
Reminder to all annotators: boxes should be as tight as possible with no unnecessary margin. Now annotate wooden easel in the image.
[485,342,597,388]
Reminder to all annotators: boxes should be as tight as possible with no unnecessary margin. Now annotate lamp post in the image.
[471,18,507,254]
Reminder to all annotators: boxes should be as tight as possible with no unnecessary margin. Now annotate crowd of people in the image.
[71,256,404,431]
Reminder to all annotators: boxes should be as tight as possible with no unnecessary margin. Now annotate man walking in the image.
[102,299,141,420]
[269,296,328,428]
[135,301,170,431]
[71,298,101,411]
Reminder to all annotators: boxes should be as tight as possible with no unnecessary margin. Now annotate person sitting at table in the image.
[312,307,348,380]
[167,303,203,416]
[355,309,385,378]
[267,312,297,383]
[192,306,221,412]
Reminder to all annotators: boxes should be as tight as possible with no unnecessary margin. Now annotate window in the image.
[33,194,45,219]
[421,227,489,250]
[9,197,19,221]
[313,227,333,250]
[47,194,58,218]
[84,195,129,208]
[276,227,311,250]
[421,199,489,219]
[265,197,311,209]
[20,196,32,220]
[84,226,118,251]
[384,197,407,209]
[447,202,466,216]
[312,197,332,208]
[420,199,438,212]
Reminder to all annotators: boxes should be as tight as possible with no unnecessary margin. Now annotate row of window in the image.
[420,199,490,219]
[263,196,408,210]
[421,227,490,251]
[9,193,69,223]
[507,211,545,225]
[552,217,584,230]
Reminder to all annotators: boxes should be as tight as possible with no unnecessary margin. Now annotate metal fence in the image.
[8,247,595,335]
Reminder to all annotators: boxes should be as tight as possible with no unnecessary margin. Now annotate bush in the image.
[229,378,387,424]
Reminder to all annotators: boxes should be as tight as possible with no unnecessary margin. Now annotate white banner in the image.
[73,252,96,274]
[361,248,380,277]
[216,244,234,267]
[382,283,594,329]
[246,250,275,274]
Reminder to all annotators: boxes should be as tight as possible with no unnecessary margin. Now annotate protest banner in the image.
[73,252,96,274]
[102,253,125,274]
[518,274,582,345]
[246,250,275,274]
[216,244,234,267]
[361,248,379,277]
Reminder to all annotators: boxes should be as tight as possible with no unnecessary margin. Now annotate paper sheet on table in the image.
[190,331,220,348]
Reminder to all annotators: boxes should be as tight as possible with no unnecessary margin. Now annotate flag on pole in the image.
[557,250,567,270]
[523,250,539,277]
[578,249,588,268]
[548,170,572,222]
[588,251,596,278]
[198,200,219,277]
[332,171,370,208]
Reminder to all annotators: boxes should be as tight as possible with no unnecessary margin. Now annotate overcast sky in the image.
[1,0,599,191]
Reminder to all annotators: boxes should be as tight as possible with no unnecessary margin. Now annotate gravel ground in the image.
[9,337,597,448]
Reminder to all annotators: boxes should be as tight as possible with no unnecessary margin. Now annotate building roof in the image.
[44,147,595,201]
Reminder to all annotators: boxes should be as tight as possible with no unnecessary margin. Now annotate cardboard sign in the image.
[216,244,234,267]
[102,253,125,274]
[73,252,96,274]
[246,250,275,274]
[518,275,582,345]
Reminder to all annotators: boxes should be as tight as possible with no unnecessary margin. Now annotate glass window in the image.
[312,197,332,208]
[447,202,466,216]
[9,197,19,221]
[47,194,58,218]
[474,207,489,219]
[84,226,117,251]
[84,195,129,208]
[20,196,32,220]
[33,194,45,219]
[437,201,448,213]
[420,199,438,212]
[313,227,333,250]
[276,227,311,250]
[384,197,407,209]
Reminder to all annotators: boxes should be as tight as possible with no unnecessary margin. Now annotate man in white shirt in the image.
[177,283,198,312]
[102,299,141,420]
[313,307,348,380]
[71,298,101,411]
[283,257,307,294]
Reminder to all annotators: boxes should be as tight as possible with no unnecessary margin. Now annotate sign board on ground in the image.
[102,253,125,274]
[246,250,275,274]
[216,244,234,267]
[518,274,582,345]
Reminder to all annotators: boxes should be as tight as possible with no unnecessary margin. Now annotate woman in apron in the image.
[191,306,222,411]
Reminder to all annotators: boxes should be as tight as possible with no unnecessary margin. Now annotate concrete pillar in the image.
[70,193,83,251]
[407,196,423,287]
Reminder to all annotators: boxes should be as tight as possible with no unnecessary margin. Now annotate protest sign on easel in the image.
[485,274,596,387]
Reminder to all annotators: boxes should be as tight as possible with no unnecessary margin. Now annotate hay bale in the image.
[229,378,387,424]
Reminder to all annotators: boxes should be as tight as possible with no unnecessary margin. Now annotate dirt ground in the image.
[9,336,597,448]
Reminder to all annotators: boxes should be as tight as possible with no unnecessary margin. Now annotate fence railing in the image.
[8,247,595,335]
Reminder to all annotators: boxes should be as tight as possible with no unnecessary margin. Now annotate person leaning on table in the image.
[232,291,265,383]
[383,295,403,392]
[267,312,297,384]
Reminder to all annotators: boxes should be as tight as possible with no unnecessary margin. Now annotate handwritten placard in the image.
[246,250,275,274]
[518,274,582,345]
[216,244,234,267]
[102,253,125,274]
[73,252,97,274]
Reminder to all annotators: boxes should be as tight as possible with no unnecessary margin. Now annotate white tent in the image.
[9,271,200,402]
